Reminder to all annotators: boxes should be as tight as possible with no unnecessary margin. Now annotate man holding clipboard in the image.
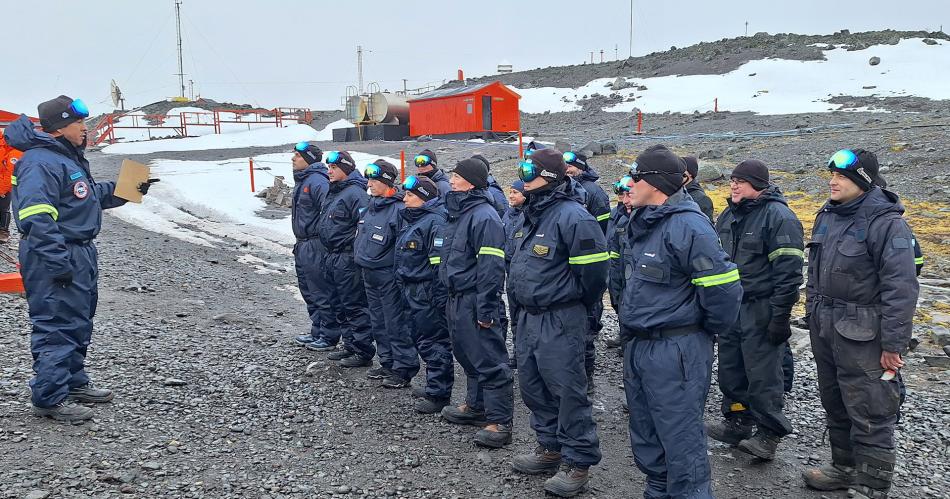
[4,95,157,422]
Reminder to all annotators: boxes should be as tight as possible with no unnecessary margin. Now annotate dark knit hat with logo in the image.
[329,151,356,175]
[38,95,84,132]
[731,159,770,190]
[471,154,492,171]
[451,158,489,189]
[295,143,323,165]
[835,148,881,192]
[682,156,699,179]
[634,145,686,196]
[369,159,399,187]
[564,151,590,170]
[406,175,439,201]
[417,148,438,167]
[529,148,568,184]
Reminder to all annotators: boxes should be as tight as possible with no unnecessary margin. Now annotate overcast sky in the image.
[4,1,947,116]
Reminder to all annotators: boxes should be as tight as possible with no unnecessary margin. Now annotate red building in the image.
[408,81,520,138]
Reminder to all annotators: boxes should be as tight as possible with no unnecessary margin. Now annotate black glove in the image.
[52,271,73,287]
[767,313,792,345]
[138,178,161,195]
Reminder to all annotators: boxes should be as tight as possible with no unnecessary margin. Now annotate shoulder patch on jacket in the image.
[580,238,595,250]
[691,256,714,272]
[532,244,550,257]
[776,235,791,244]
[69,171,84,181]
[891,237,909,249]
[433,237,444,248]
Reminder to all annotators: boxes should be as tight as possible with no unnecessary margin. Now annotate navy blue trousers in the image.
[321,252,374,359]
[403,280,451,397]
[21,241,97,408]
[293,239,332,341]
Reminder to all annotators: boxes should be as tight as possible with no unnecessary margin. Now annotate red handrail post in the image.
[400,150,406,182]
[637,111,643,134]
[249,158,256,193]
[517,130,524,158]
[714,98,718,113]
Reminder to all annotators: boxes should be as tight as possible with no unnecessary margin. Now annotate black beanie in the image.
[451,158,489,189]
[731,159,770,190]
[406,175,439,202]
[682,156,699,179]
[471,154,491,171]
[832,148,880,192]
[38,95,84,132]
[295,143,323,165]
[634,145,686,196]
[564,151,590,170]
[330,151,356,175]
[417,148,438,167]
[528,148,567,184]
[368,159,399,187]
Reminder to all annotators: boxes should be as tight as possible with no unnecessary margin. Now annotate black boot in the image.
[851,446,895,499]
[411,385,426,398]
[705,413,754,446]
[512,445,562,475]
[414,396,449,414]
[339,355,372,368]
[737,428,781,460]
[543,463,590,497]
[474,423,512,448]
[366,366,393,380]
[441,404,487,427]
[381,374,411,389]
[803,463,856,491]
[32,401,94,422]
[327,349,355,361]
[67,383,114,404]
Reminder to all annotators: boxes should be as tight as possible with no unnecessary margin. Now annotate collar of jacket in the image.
[401,197,444,224]
[444,188,492,217]
[294,163,328,183]
[728,185,787,215]
[821,187,905,241]
[331,170,368,192]
[577,167,600,183]
[524,178,583,224]
[630,189,698,232]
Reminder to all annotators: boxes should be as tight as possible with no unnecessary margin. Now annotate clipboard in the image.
[114,159,151,203]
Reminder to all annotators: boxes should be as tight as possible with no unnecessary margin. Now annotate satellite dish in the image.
[110,80,125,110]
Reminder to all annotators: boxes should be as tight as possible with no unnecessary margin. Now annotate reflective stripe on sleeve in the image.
[691,268,740,287]
[429,256,441,265]
[10,175,16,186]
[609,251,621,259]
[914,257,924,265]
[477,246,505,258]
[767,247,805,261]
[569,252,609,265]
[596,212,610,222]
[18,203,59,221]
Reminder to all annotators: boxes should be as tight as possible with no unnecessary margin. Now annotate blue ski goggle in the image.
[828,149,859,171]
[69,98,90,119]
[402,175,421,190]
[562,151,579,163]
[364,164,383,179]
[613,176,632,194]
[294,141,310,152]
[518,160,539,182]
[414,154,433,167]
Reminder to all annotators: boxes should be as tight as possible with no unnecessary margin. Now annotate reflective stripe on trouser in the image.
[516,303,602,467]
[447,292,513,425]
[293,239,327,340]
[808,311,901,456]
[404,280,452,399]
[20,240,98,408]
[585,294,604,377]
[624,331,714,499]
[716,298,793,436]
[361,266,408,371]
[322,252,374,359]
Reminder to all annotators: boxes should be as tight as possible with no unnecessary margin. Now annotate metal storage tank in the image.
[344,95,368,122]
[368,92,410,124]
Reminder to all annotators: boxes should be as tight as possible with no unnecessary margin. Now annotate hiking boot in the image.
[512,445,562,474]
[294,335,315,346]
[327,349,355,361]
[604,336,623,348]
[543,463,590,497]
[339,355,372,368]
[441,404,487,426]
[705,415,754,446]
[474,423,512,448]
[802,463,856,491]
[415,396,450,414]
[366,366,394,380]
[737,429,781,460]
[411,385,427,398]
[32,401,94,422]
[381,374,411,389]
[67,383,113,404]
[305,338,336,352]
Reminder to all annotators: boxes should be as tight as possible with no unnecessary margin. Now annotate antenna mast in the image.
[357,45,364,95]
[175,0,186,99]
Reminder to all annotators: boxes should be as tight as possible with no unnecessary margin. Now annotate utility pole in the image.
[188,79,194,100]
[615,44,618,60]
[174,0,186,99]
[357,45,364,95]
[628,0,633,58]
[590,51,594,64]
[600,49,604,63]
[745,21,749,36]
[402,78,408,94]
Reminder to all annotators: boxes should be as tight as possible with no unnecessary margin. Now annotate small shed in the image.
[408,81,520,138]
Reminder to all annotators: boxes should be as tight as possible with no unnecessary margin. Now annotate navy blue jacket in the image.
[607,202,632,308]
[487,174,509,218]
[806,187,919,353]
[291,163,330,240]
[395,197,447,283]
[438,188,506,323]
[575,168,611,234]
[509,179,608,308]
[716,186,804,317]
[502,205,525,265]
[620,190,742,335]
[355,193,404,269]
[6,115,125,276]
[422,168,451,197]
[317,170,368,251]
